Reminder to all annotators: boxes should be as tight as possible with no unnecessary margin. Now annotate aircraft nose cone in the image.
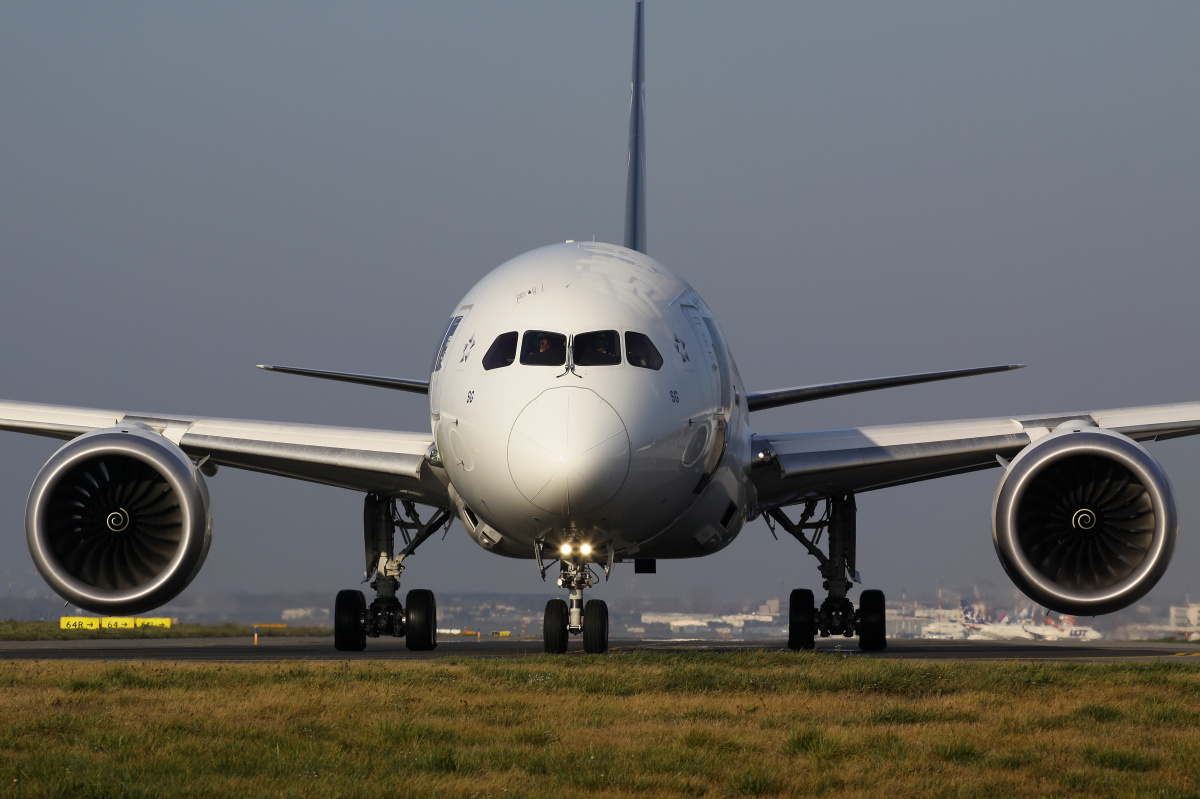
[508,387,630,515]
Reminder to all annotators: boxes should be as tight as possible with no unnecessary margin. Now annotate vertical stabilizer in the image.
[623,0,647,254]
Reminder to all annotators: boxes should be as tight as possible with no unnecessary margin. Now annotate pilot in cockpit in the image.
[587,337,610,361]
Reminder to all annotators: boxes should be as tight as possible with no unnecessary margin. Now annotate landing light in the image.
[580,544,592,556]
[560,543,573,556]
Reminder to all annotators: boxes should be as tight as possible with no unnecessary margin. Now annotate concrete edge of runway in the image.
[2,636,1199,663]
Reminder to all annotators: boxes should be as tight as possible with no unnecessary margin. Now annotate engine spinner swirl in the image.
[106,508,131,533]
[1071,508,1096,530]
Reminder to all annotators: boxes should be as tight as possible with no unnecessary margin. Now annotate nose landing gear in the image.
[769,493,887,652]
[542,543,609,654]
[333,494,451,652]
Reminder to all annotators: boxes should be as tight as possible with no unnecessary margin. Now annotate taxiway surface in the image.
[1,637,1197,662]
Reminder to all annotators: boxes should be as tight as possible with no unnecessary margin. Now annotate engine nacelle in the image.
[992,425,1176,616]
[26,425,212,615]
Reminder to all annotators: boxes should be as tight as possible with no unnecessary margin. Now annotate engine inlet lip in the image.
[992,428,1177,616]
[25,427,209,615]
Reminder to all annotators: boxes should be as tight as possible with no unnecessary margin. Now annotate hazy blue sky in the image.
[2,2,1199,615]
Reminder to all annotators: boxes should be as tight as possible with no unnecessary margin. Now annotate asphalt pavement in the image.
[1,636,1197,662]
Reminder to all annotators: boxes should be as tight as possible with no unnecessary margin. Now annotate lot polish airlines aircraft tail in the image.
[3,1,1200,654]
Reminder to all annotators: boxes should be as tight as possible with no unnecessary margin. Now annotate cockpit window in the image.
[520,330,567,366]
[482,331,518,370]
[573,330,621,366]
[625,331,663,370]
[431,315,462,372]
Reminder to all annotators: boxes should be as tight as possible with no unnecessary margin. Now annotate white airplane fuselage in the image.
[429,241,754,562]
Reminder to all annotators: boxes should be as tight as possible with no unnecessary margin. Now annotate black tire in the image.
[544,598,568,654]
[405,589,438,651]
[583,599,609,654]
[858,589,887,652]
[334,589,367,652]
[788,588,816,651]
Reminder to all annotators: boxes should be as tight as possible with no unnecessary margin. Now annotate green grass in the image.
[2,653,1200,797]
[0,620,332,641]
[1081,746,1162,772]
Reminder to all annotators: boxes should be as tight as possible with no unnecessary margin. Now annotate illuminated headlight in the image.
[580,543,592,556]
[560,543,573,556]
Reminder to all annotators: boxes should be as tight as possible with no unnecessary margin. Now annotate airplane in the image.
[1022,612,1103,642]
[2,1,1197,655]
[960,601,1035,641]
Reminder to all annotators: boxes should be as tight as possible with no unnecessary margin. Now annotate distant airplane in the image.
[1023,613,1103,642]
[0,1,1192,654]
[962,602,1036,641]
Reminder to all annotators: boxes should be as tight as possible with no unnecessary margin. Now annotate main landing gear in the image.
[334,494,451,652]
[542,540,609,654]
[768,493,887,652]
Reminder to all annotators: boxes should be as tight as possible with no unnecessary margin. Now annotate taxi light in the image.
[560,543,573,556]
[580,544,592,556]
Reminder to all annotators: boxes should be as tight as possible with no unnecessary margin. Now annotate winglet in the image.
[623,0,647,254]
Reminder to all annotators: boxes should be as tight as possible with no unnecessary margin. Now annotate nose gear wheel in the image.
[583,599,609,654]
[544,598,568,654]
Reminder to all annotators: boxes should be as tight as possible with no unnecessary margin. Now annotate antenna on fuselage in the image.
[623,0,647,254]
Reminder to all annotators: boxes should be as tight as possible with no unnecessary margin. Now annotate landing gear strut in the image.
[542,541,609,654]
[333,493,451,652]
[768,493,887,652]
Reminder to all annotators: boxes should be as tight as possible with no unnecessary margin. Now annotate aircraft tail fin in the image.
[623,0,647,254]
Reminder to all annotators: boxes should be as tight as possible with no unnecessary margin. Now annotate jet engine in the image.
[26,425,212,615]
[992,424,1176,616]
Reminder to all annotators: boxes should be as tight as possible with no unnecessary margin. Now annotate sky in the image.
[2,2,1199,616]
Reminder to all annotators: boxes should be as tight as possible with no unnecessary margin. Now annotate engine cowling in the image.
[992,424,1176,616]
[26,424,212,615]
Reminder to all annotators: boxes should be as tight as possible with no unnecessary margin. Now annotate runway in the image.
[1,636,1197,663]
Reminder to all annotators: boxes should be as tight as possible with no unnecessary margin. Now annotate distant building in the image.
[281,607,330,624]
[1169,602,1200,629]
[757,599,780,616]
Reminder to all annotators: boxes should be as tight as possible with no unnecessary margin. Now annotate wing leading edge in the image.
[257,364,430,394]
[746,364,1023,412]
[0,399,445,502]
[751,401,1200,511]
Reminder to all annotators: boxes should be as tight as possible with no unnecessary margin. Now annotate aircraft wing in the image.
[751,402,1200,511]
[0,399,446,503]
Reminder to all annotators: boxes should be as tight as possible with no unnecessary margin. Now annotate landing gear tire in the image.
[788,588,816,651]
[544,598,568,654]
[405,589,438,651]
[334,589,367,652]
[858,589,887,652]
[583,599,609,654]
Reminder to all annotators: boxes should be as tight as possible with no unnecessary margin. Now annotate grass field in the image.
[0,620,332,641]
[2,652,1199,798]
